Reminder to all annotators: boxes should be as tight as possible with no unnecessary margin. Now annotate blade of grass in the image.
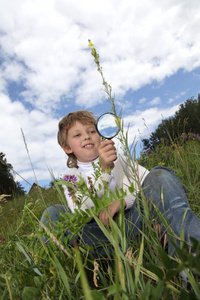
[5,275,13,300]
[52,253,72,300]
[75,248,93,300]
[183,269,200,299]
[135,234,144,287]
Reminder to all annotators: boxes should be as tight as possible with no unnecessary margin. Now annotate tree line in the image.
[0,152,25,198]
[142,95,200,151]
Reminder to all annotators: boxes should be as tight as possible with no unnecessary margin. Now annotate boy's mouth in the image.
[83,143,94,148]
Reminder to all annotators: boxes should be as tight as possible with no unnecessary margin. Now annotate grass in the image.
[0,134,200,299]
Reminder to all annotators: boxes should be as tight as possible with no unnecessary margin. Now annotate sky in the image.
[0,0,200,192]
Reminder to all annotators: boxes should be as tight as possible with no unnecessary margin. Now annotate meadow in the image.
[1,43,200,299]
[0,132,200,300]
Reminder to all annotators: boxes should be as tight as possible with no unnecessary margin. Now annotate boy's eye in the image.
[74,134,80,137]
[90,130,96,134]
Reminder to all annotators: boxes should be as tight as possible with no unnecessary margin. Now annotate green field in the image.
[0,135,200,299]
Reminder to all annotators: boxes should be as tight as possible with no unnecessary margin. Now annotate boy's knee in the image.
[44,205,58,217]
[143,168,168,187]
[44,204,67,216]
[146,165,178,184]
[40,205,65,225]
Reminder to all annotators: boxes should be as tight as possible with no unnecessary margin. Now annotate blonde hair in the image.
[57,110,96,168]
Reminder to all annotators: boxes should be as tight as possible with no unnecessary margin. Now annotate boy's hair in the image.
[57,110,97,168]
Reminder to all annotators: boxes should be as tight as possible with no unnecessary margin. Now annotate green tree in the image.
[0,152,25,197]
[142,96,200,150]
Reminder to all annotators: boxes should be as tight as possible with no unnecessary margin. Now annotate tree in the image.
[0,152,25,197]
[142,96,200,151]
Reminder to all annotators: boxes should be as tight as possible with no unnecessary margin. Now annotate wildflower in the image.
[50,269,54,275]
[64,175,77,186]
[64,175,78,197]
[88,176,94,194]
[88,40,94,48]
[147,149,152,154]
[167,153,170,160]
[181,133,187,139]
[0,234,5,244]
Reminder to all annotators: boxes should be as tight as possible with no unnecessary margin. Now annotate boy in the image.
[40,110,200,257]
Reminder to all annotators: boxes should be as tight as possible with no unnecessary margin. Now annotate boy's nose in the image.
[84,133,91,140]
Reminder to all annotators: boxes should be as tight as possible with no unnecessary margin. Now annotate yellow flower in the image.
[50,269,54,275]
[88,40,94,48]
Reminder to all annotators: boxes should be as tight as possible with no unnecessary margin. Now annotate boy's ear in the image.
[62,146,73,154]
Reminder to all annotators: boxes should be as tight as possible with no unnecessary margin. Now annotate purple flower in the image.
[64,175,78,197]
[166,153,170,160]
[88,176,94,194]
[64,175,78,187]
[197,134,200,140]
[181,133,187,139]
[147,148,152,154]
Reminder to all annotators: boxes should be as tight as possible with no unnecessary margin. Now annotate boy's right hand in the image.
[99,199,126,226]
[98,140,117,173]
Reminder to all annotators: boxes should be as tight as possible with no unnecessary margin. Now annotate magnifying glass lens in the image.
[96,113,119,139]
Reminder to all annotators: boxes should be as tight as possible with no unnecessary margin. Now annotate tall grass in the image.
[1,137,200,299]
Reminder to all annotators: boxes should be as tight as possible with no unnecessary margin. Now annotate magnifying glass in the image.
[96,113,120,139]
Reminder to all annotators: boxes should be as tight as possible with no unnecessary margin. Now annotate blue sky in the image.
[0,0,200,192]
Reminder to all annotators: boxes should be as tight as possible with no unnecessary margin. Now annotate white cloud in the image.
[123,103,180,144]
[139,97,147,104]
[0,93,68,184]
[0,0,200,111]
[175,91,187,99]
[149,97,161,106]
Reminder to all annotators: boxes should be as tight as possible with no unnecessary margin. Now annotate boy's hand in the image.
[98,140,117,173]
[98,200,126,226]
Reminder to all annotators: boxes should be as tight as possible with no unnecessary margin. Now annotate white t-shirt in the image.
[77,158,117,194]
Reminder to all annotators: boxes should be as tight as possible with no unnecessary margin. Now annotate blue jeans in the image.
[40,167,200,256]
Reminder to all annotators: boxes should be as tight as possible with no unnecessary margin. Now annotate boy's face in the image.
[63,121,101,163]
